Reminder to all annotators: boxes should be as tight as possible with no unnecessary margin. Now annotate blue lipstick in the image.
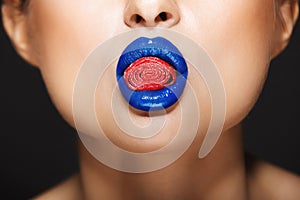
[116,37,188,111]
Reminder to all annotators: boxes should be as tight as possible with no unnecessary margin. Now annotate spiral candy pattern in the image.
[124,57,176,91]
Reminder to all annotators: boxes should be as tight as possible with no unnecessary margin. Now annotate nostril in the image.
[127,11,176,27]
[124,0,180,28]
[155,12,172,23]
[159,12,167,21]
[135,14,143,23]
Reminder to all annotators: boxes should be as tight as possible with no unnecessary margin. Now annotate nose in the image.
[124,0,180,28]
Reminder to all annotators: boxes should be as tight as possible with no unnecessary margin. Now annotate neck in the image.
[78,124,247,200]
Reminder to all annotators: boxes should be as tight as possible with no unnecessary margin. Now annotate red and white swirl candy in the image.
[124,57,176,91]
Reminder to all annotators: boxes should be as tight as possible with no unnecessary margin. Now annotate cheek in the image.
[220,2,275,129]
[27,0,127,125]
[177,0,276,129]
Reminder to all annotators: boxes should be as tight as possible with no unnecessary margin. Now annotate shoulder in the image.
[32,174,83,200]
[247,159,300,200]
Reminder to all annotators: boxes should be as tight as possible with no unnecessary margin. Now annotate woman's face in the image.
[2,0,297,152]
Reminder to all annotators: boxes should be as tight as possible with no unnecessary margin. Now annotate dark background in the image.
[0,10,300,200]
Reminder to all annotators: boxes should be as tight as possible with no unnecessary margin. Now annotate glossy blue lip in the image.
[116,37,188,112]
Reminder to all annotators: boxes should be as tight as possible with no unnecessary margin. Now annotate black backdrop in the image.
[0,10,299,200]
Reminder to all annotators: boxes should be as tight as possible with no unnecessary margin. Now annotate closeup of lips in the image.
[116,37,188,111]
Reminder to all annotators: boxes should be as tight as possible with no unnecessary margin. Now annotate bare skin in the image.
[33,157,300,200]
[248,160,300,200]
[35,126,246,200]
[2,0,300,199]
[34,175,83,200]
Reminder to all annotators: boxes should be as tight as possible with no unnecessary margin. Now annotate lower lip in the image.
[116,37,188,112]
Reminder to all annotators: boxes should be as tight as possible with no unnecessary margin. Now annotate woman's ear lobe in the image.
[273,0,299,58]
[2,3,38,66]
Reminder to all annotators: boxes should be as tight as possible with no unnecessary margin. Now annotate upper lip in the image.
[116,37,188,80]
